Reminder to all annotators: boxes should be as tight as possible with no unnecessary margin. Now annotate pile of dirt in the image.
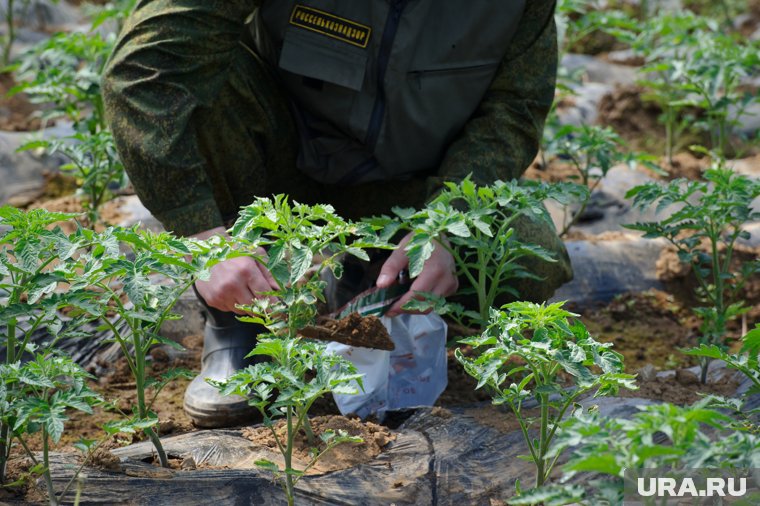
[28,194,132,232]
[656,244,760,311]
[524,158,580,183]
[302,312,395,350]
[242,415,395,474]
[596,85,664,149]
[663,152,709,181]
[623,367,740,404]
[0,72,44,132]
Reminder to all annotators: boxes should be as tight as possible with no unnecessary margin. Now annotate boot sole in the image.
[183,400,261,429]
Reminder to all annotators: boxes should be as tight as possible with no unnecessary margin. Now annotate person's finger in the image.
[253,247,280,290]
[377,238,410,288]
[385,260,459,316]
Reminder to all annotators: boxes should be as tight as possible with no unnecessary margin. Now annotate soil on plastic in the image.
[301,312,395,350]
[623,368,740,405]
[578,290,701,373]
[28,194,132,233]
[242,415,395,474]
[465,405,541,434]
[663,152,709,181]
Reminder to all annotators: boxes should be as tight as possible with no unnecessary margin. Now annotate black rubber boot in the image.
[183,291,263,428]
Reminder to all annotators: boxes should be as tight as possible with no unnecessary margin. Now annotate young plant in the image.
[389,177,569,329]
[1,0,62,65]
[456,301,636,490]
[621,12,717,164]
[541,401,760,504]
[548,124,651,236]
[678,34,760,158]
[9,31,113,131]
[685,325,760,433]
[0,206,103,484]
[212,196,387,505]
[555,0,634,55]
[1,354,101,506]
[20,131,126,226]
[10,27,126,225]
[76,227,224,467]
[626,166,760,383]
[213,339,363,506]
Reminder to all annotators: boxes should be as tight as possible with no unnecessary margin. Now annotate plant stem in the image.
[0,424,9,484]
[476,247,489,324]
[285,406,295,506]
[665,106,674,167]
[133,331,167,467]
[42,428,57,506]
[1,318,18,484]
[536,390,550,488]
[3,0,14,66]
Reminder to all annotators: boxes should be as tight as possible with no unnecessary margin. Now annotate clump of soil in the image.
[524,158,580,183]
[28,194,132,233]
[662,152,709,181]
[6,171,80,209]
[622,366,740,405]
[0,72,44,131]
[1,456,45,504]
[596,85,664,149]
[242,415,395,474]
[86,447,122,472]
[301,312,395,350]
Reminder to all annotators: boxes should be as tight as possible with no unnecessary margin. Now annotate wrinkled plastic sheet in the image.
[47,364,755,505]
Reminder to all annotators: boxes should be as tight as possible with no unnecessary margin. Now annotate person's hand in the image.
[192,227,279,314]
[376,232,458,317]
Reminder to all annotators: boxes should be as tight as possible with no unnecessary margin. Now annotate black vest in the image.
[250,0,526,184]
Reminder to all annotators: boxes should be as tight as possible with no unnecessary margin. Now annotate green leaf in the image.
[290,244,313,285]
[508,485,585,506]
[254,459,281,473]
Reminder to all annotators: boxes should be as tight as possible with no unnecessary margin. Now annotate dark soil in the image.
[596,85,665,151]
[576,290,700,372]
[242,415,395,474]
[662,152,709,181]
[622,367,740,404]
[0,72,43,132]
[301,312,395,350]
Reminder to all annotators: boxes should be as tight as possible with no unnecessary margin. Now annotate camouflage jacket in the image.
[103,0,557,236]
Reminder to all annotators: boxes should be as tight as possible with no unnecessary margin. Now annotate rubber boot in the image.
[183,292,263,428]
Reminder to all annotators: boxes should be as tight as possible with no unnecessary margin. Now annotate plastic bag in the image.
[327,288,448,419]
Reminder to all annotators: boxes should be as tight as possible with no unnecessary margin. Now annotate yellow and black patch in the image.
[290,5,371,49]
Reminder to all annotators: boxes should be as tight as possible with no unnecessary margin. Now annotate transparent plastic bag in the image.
[328,308,447,420]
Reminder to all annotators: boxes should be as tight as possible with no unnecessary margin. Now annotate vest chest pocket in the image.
[407,61,500,91]
[279,29,368,92]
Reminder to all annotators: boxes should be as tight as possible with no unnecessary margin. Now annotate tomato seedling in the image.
[456,301,636,489]
[212,196,388,505]
[626,166,760,383]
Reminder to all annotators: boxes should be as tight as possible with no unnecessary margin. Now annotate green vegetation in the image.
[456,302,635,489]
[626,167,760,383]
[389,177,568,329]
[211,197,388,505]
